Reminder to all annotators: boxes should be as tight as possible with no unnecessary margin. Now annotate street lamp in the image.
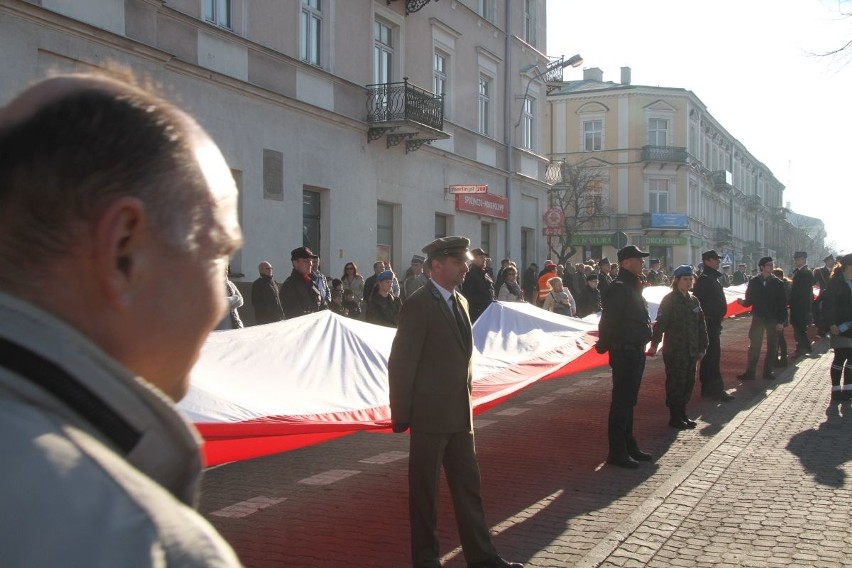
[514,54,583,129]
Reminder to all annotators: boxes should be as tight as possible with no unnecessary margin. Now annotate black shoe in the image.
[763,372,776,380]
[669,417,690,430]
[468,556,524,568]
[606,453,639,469]
[682,416,697,428]
[626,446,653,462]
[720,392,735,402]
[737,372,755,381]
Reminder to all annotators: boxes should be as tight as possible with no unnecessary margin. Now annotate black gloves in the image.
[392,421,410,433]
[594,341,609,354]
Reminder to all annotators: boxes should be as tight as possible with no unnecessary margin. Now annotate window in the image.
[523,0,536,45]
[583,120,602,152]
[649,179,669,213]
[300,0,322,66]
[435,214,448,239]
[377,203,394,261]
[480,223,492,257]
[521,97,534,150]
[647,118,668,146]
[374,20,393,84]
[478,0,495,22]
[433,50,447,96]
[203,0,231,29]
[478,75,492,136]
[303,190,321,250]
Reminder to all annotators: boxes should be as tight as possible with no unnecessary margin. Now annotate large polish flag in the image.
[179,284,748,466]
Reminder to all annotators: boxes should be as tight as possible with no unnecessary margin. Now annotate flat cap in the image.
[617,245,650,262]
[291,246,318,260]
[470,247,488,257]
[650,258,660,265]
[586,273,599,281]
[825,254,835,262]
[758,256,774,267]
[599,257,611,266]
[410,254,425,264]
[377,270,394,282]
[793,251,807,259]
[673,264,694,278]
[422,236,472,260]
[702,249,721,261]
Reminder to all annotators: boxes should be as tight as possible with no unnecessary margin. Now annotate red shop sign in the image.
[455,192,509,220]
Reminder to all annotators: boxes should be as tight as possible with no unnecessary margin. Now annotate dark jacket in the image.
[363,274,379,303]
[366,293,402,328]
[741,273,787,323]
[693,265,727,323]
[823,274,852,334]
[576,284,601,318]
[732,269,748,286]
[279,269,323,319]
[460,265,494,322]
[597,268,652,351]
[789,265,814,323]
[597,270,613,299]
[251,275,284,324]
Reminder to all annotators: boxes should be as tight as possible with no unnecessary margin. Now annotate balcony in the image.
[641,145,688,164]
[712,170,733,192]
[366,79,449,153]
[744,194,762,212]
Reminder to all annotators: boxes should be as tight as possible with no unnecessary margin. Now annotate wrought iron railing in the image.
[366,79,444,131]
[641,145,689,164]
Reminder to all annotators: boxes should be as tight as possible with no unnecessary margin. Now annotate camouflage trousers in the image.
[662,353,699,407]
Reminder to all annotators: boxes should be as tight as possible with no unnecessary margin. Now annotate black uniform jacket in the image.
[693,265,728,323]
[597,268,652,351]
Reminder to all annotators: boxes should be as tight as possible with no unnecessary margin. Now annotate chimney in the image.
[620,66,632,85]
[583,67,603,82]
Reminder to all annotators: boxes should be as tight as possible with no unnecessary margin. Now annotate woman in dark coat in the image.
[823,254,852,401]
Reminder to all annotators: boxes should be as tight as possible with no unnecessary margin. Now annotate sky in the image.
[547,0,852,254]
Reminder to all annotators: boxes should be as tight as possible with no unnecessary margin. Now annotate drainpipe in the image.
[503,0,513,258]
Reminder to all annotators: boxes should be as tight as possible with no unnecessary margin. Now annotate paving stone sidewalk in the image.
[200,317,852,567]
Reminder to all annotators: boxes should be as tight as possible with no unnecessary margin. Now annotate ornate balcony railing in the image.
[711,170,733,191]
[641,145,689,164]
[744,194,762,211]
[366,79,446,153]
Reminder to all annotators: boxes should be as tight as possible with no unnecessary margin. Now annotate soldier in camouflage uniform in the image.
[648,265,709,430]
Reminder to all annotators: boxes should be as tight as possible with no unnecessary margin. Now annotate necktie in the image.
[450,294,469,346]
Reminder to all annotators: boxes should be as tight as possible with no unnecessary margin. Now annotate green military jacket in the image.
[651,289,709,357]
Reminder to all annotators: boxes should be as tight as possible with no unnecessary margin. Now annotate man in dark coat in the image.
[789,251,814,356]
[362,260,385,304]
[576,273,601,317]
[522,262,538,303]
[279,247,324,319]
[250,261,284,325]
[693,250,735,402]
[736,257,788,380]
[597,257,613,298]
[461,247,495,322]
[595,245,654,469]
[732,263,749,286]
[388,236,522,568]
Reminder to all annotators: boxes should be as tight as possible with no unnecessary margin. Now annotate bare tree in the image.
[545,159,612,266]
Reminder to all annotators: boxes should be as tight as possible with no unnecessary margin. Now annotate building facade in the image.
[1,0,564,286]
[547,66,800,271]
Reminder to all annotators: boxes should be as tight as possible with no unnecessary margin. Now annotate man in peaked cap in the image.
[597,257,613,298]
[789,251,814,356]
[736,256,787,380]
[388,236,523,568]
[694,249,735,402]
[402,254,428,301]
[279,246,324,319]
[461,247,496,323]
[596,245,654,469]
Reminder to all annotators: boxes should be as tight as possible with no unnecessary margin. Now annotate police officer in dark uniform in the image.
[693,249,735,402]
[789,251,814,356]
[595,245,654,469]
[461,247,495,323]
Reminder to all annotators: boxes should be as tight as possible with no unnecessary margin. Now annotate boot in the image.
[668,406,689,430]
[680,405,697,429]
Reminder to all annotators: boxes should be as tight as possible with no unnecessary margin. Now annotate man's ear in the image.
[93,197,148,309]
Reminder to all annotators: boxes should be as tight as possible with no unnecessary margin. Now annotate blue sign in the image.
[650,213,689,229]
[720,252,735,267]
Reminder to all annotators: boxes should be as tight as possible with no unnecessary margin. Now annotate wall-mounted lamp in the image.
[515,54,583,129]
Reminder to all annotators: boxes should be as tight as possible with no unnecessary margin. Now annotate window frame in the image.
[478,74,493,137]
[300,0,322,67]
[203,0,231,29]
[582,119,603,152]
[374,19,394,85]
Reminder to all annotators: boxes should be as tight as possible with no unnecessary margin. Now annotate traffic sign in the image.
[610,231,628,249]
[543,207,565,228]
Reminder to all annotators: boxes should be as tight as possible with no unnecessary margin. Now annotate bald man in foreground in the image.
[0,70,243,565]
